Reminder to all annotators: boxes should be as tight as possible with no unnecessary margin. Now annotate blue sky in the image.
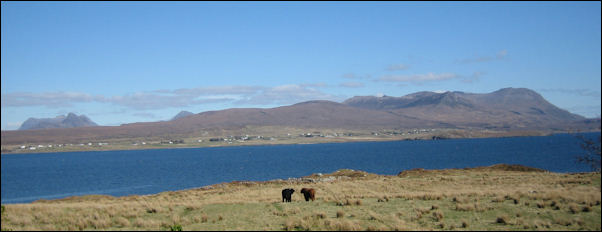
[1,1,601,130]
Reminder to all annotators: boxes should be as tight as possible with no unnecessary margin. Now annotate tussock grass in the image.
[1,166,600,231]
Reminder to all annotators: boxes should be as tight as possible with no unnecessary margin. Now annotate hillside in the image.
[2,88,599,146]
[170,111,195,121]
[343,88,586,129]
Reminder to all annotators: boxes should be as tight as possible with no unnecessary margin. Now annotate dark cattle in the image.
[282,188,295,202]
[300,188,316,201]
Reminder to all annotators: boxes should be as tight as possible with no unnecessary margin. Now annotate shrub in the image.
[582,205,592,212]
[355,199,362,206]
[455,203,475,211]
[432,211,444,222]
[492,195,505,203]
[169,224,183,231]
[574,133,601,172]
[569,203,580,214]
[461,220,469,228]
[201,214,208,223]
[412,212,423,221]
[314,212,326,219]
[114,217,130,227]
[344,199,352,206]
[336,210,345,218]
[437,222,445,229]
[496,215,509,225]
[453,196,469,203]
[431,205,439,210]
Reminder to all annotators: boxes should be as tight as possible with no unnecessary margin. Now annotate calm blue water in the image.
[1,132,599,204]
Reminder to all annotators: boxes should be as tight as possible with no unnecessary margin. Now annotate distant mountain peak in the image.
[18,113,98,130]
[171,111,195,121]
[343,87,585,124]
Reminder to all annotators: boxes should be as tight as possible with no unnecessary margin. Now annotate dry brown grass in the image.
[336,210,345,218]
[1,166,600,231]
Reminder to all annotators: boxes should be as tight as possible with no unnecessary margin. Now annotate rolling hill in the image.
[2,88,599,145]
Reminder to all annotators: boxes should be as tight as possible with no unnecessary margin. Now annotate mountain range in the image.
[18,113,98,131]
[2,88,599,145]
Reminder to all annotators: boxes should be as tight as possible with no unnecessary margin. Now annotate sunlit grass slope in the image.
[1,164,600,231]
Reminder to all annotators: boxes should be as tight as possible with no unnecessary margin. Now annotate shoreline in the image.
[2,164,597,205]
[4,129,595,155]
[1,165,600,231]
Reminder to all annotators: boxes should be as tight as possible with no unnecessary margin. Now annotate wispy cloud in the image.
[1,84,344,111]
[169,86,264,96]
[457,49,508,64]
[563,105,601,118]
[132,112,159,118]
[378,72,458,83]
[461,71,485,83]
[342,73,371,80]
[1,92,103,108]
[386,64,410,71]
[300,83,329,88]
[235,84,343,105]
[339,82,365,88]
[3,121,23,130]
[103,92,234,110]
[539,88,601,97]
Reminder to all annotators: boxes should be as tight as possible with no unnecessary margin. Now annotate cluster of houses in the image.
[208,135,275,143]
[18,142,110,150]
[207,132,353,143]
[15,129,441,151]
[374,129,437,136]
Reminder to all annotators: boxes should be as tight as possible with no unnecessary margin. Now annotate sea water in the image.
[1,132,599,204]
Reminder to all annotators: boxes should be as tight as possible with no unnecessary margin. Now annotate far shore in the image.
[0,128,582,155]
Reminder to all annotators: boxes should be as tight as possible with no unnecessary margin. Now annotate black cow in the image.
[282,188,295,202]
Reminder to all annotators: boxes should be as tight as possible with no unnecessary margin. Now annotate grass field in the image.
[1,165,600,231]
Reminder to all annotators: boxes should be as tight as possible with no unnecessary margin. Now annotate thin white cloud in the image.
[539,88,601,97]
[104,92,237,110]
[496,49,508,59]
[342,73,371,80]
[170,86,264,96]
[1,92,103,108]
[461,71,485,83]
[235,84,344,105]
[564,105,601,118]
[3,121,23,131]
[339,82,365,88]
[2,84,346,111]
[378,72,458,83]
[132,112,158,118]
[457,49,508,64]
[300,83,329,88]
[386,64,410,71]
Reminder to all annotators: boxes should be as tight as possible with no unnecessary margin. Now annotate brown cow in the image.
[300,188,315,201]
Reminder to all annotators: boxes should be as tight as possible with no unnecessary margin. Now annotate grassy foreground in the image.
[1,165,600,231]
